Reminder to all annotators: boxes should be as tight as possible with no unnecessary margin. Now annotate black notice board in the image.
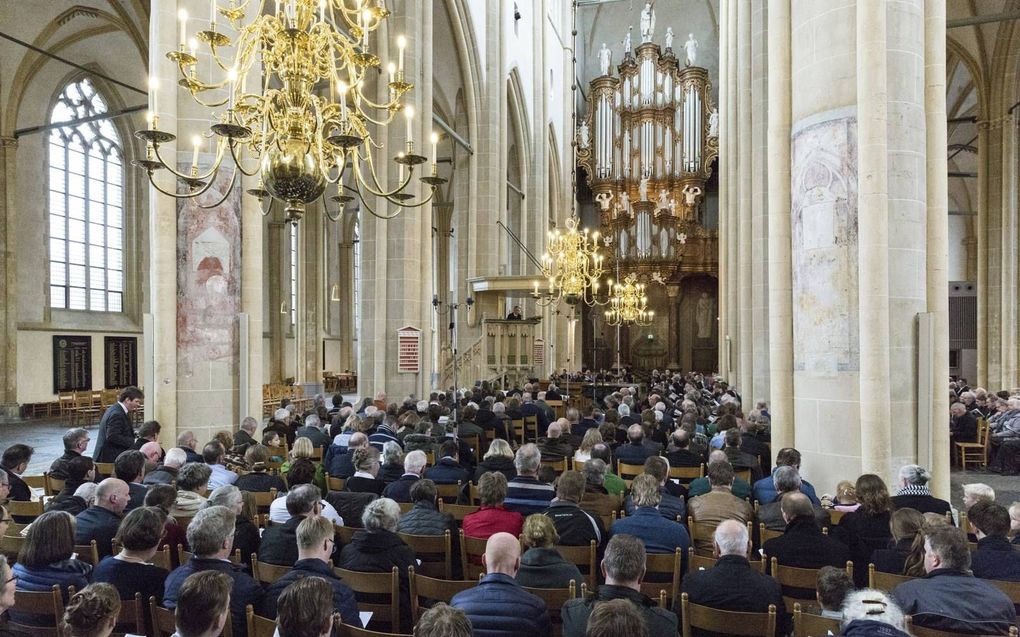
[104,336,138,389]
[53,335,92,393]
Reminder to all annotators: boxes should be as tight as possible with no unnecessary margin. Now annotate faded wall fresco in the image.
[176,163,241,375]
[791,116,859,375]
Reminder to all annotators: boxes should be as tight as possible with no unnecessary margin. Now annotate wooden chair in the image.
[173,515,195,533]
[680,592,777,637]
[555,541,598,591]
[150,545,173,570]
[7,499,44,521]
[149,596,178,637]
[22,475,46,492]
[250,488,279,514]
[73,540,100,566]
[511,419,526,444]
[335,524,358,545]
[8,584,64,636]
[868,563,917,591]
[398,531,453,580]
[689,517,754,556]
[424,450,436,467]
[955,418,990,469]
[524,415,538,441]
[335,619,406,637]
[467,482,480,505]
[459,530,489,580]
[687,547,766,575]
[43,473,65,496]
[759,523,785,545]
[460,434,482,463]
[245,605,277,637]
[827,509,847,526]
[640,548,682,610]
[985,577,1020,607]
[252,555,292,585]
[95,463,116,478]
[909,622,1017,637]
[669,464,704,484]
[114,592,146,636]
[792,602,840,637]
[407,566,475,623]
[326,473,346,492]
[958,510,969,531]
[540,457,568,474]
[522,580,576,634]
[617,461,645,485]
[0,533,25,560]
[770,557,853,612]
[439,503,478,522]
[434,481,463,504]
[733,467,752,483]
[310,446,324,462]
[332,566,401,634]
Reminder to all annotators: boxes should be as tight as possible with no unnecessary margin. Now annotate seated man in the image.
[761,493,850,599]
[231,417,259,456]
[176,431,203,464]
[173,571,233,637]
[756,467,828,531]
[688,460,755,554]
[139,441,163,470]
[257,515,361,627]
[50,428,90,480]
[590,444,626,496]
[414,603,472,637]
[259,484,322,566]
[561,534,678,637]
[113,450,149,511]
[295,414,332,449]
[423,441,471,485]
[889,464,950,516]
[164,505,264,637]
[680,519,790,636]
[144,447,187,486]
[450,532,551,634]
[722,429,763,482]
[1,444,34,503]
[665,428,703,468]
[751,447,819,505]
[504,444,556,515]
[381,449,426,503]
[542,470,604,548]
[275,577,333,637]
[536,421,573,459]
[75,477,130,558]
[629,455,687,521]
[614,424,655,466]
[815,566,854,620]
[610,474,690,559]
[892,525,1015,634]
[967,500,1020,581]
[688,451,753,500]
[204,442,238,490]
[324,432,368,480]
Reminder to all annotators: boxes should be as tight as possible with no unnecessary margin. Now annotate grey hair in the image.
[74,482,98,506]
[240,417,258,432]
[772,466,802,494]
[305,414,321,429]
[285,484,321,517]
[713,520,749,556]
[382,441,403,465]
[206,485,243,510]
[840,589,906,630]
[514,443,542,474]
[897,464,930,486]
[583,458,607,484]
[492,402,506,414]
[618,403,630,417]
[362,497,400,532]
[602,534,646,583]
[404,449,427,473]
[62,428,89,451]
[177,463,212,491]
[164,448,187,468]
[186,505,236,556]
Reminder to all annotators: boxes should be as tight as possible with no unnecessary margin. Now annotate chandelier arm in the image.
[226,141,262,177]
[144,170,217,200]
[320,193,344,222]
[256,193,275,217]
[353,193,411,221]
[196,166,239,209]
[382,187,437,209]
[350,152,413,198]
[150,137,227,182]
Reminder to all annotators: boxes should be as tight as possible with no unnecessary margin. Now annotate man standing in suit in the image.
[94,386,143,463]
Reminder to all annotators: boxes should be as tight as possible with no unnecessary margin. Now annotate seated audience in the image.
[688,460,754,554]
[231,417,259,456]
[259,485,321,566]
[543,470,604,548]
[268,460,343,526]
[614,424,655,466]
[892,525,1016,634]
[12,511,92,625]
[163,506,264,637]
[967,500,1020,581]
[381,449,426,503]
[756,466,828,531]
[688,450,752,499]
[680,519,790,636]
[623,456,686,522]
[139,441,163,468]
[396,479,457,541]
[335,498,415,632]
[515,514,583,589]
[274,577,333,637]
[257,516,361,628]
[173,571,233,637]
[143,484,187,553]
[472,439,517,483]
[206,486,260,568]
[536,421,572,459]
[379,441,405,483]
[203,442,238,490]
[143,448,187,486]
[832,480,862,512]
[561,534,677,637]
[281,438,326,491]
[950,401,978,442]
[505,444,556,515]
[49,428,91,480]
[762,493,850,599]
[262,432,285,461]
[815,566,854,620]
[324,431,368,480]
[75,477,131,558]
[60,583,120,637]
[2,444,34,503]
[665,428,703,468]
[962,482,995,510]
[343,446,386,495]
[890,464,950,516]
[367,416,401,453]
[573,429,602,465]
[46,455,97,516]
[93,506,168,604]
[113,450,148,511]
[233,445,287,493]
[590,445,626,496]
[751,447,819,505]
[581,459,609,495]
[414,603,472,637]
[584,598,647,637]
[176,432,203,464]
[840,589,910,637]
[901,516,951,577]
[722,428,763,482]
[450,532,552,635]
[424,440,471,485]
[871,507,923,575]
[295,413,331,449]
[462,471,524,540]
[833,474,894,585]
[610,474,690,558]
[133,421,162,453]
[171,463,212,517]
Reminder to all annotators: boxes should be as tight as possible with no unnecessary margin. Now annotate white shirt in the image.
[268,494,344,526]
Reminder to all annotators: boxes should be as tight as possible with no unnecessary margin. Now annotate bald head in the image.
[140,441,163,465]
[483,532,521,576]
[96,477,131,514]
[349,432,368,449]
[780,492,814,523]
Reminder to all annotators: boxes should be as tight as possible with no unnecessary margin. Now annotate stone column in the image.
[977,122,988,386]
[0,135,18,416]
[667,285,681,369]
[297,214,321,387]
[266,219,285,382]
[717,0,730,381]
[737,0,753,394]
[750,2,770,403]
[240,176,264,419]
[766,0,793,452]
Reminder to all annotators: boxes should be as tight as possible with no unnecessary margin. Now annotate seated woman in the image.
[573,429,603,466]
[205,486,260,568]
[11,511,92,626]
[343,447,386,496]
[46,456,97,516]
[902,515,951,577]
[336,498,415,633]
[515,514,582,589]
[379,442,405,483]
[870,507,923,575]
[143,484,187,556]
[170,463,212,518]
[472,439,517,484]
[233,445,287,493]
[462,472,523,540]
[281,438,325,491]
[833,474,894,586]
[92,506,167,604]
[60,583,120,637]
[268,459,344,526]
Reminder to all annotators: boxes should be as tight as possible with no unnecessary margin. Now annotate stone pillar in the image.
[977,122,988,386]
[737,0,753,394]
[766,0,793,452]
[297,214,321,387]
[266,219,285,382]
[240,176,264,419]
[716,0,730,381]
[0,135,18,416]
[667,285,681,369]
[750,2,770,403]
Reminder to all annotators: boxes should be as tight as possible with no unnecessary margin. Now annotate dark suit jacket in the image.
[257,515,302,566]
[75,506,123,558]
[294,426,331,448]
[890,493,951,516]
[94,404,135,463]
[762,516,852,598]
[381,474,420,503]
[614,441,654,466]
[125,482,147,511]
[680,555,791,637]
[666,448,704,467]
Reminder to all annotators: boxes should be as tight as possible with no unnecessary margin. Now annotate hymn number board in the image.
[104,336,137,389]
[53,335,92,393]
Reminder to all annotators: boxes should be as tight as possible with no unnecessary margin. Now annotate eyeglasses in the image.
[0,519,12,525]
[4,575,16,586]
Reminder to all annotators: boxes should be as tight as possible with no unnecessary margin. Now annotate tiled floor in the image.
[0,416,1014,509]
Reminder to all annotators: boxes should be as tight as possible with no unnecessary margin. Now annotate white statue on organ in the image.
[664,27,674,50]
[684,33,699,66]
[640,2,655,42]
[577,121,590,149]
[656,189,669,211]
[595,192,614,211]
[682,184,702,205]
[638,175,650,202]
[598,43,612,76]
[619,190,630,213]
[708,108,719,138]
[623,27,632,55]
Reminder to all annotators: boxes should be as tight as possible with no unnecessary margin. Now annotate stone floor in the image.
[0,416,1015,509]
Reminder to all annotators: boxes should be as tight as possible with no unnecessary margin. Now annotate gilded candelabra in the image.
[133,0,445,224]
[604,274,654,326]
[532,217,606,307]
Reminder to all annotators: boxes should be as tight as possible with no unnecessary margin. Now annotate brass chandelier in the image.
[133,0,445,224]
[604,274,653,326]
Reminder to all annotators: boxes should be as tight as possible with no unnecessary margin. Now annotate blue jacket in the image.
[610,506,690,562]
[970,535,1020,581]
[451,572,552,637]
[840,619,911,637]
[257,559,361,628]
[505,476,556,516]
[75,506,123,558]
[11,559,92,625]
[624,488,686,523]
[424,458,470,485]
[381,474,420,503]
[164,556,263,637]
[892,568,1016,635]
[752,470,820,505]
[324,445,355,479]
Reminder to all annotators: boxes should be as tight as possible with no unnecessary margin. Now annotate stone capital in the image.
[0,137,18,149]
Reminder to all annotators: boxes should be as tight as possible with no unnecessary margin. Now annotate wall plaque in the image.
[104,336,138,389]
[53,335,92,393]
[397,326,421,374]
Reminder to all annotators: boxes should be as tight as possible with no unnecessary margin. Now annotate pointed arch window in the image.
[48,78,124,312]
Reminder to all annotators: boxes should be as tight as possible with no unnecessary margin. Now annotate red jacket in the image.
[462,505,523,540]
